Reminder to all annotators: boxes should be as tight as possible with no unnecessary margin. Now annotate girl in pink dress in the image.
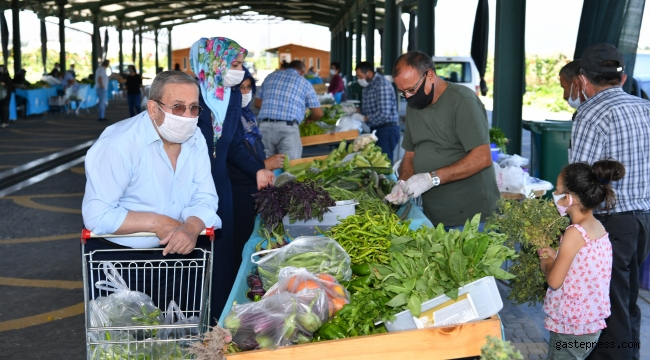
[538,159,625,360]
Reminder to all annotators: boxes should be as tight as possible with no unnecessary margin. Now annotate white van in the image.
[432,56,481,96]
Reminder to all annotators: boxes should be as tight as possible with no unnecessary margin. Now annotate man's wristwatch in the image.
[429,171,441,187]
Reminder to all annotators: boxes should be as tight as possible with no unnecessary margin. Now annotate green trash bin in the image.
[522,120,573,187]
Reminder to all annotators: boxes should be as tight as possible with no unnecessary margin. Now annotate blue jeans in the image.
[96,87,107,119]
[444,223,485,232]
[127,93,141,117]
[374,125,400,163]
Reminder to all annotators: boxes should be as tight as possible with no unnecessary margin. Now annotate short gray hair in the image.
[393,51,435,78]
[150,71,199,102]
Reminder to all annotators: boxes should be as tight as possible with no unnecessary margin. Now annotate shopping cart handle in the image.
[80,227,215,244]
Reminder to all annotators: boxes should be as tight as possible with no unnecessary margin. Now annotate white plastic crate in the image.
[384,276,503,332]
[282,200,357,238]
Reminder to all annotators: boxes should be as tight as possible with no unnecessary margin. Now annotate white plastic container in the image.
[384,276,503,332]
[282,200,357,238]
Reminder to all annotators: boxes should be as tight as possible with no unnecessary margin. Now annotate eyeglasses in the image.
[398,72,428,98]
[154,100,203,117]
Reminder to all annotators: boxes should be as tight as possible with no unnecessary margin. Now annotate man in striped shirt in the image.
[571,43,650,360]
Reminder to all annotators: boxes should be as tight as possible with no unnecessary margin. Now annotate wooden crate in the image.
[313,84,327,95]
[301,130,359,147]
[500,190,547,199]
[288,155,328,167]
[226,315,501,360]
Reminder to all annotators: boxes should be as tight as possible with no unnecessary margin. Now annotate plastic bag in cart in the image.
[223,290,330,351]
[264,267,351,318]
[251,236,352,289]
[90,262,163,338]
[159,300,200,342]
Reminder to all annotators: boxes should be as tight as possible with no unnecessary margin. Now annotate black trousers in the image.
[81,238,211,318]
[231,182,258,261]
[0,98,9,124]
[587,211,650,360]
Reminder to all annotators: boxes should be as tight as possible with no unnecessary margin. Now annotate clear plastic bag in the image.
[335,115,364,133]
[264,267,350,319]
[160,300,200,341]
[90,262,163,338]
[251,236,352,289]
[353,130,379,152]
[223,290,329,350]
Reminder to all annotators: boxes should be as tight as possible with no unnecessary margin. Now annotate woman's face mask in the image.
[242,93,252,108]
[223,70,245,88]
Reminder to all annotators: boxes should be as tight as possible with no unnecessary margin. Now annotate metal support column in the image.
[346,22,353,80]
[383,0,398,75]
[57,0,66,71]
[138,25,143,75]
[11,0,20,75]
[168,27,172,71]
[493,0,526,155]
[154,29,159,72]
[355,14,362,66]
[340,29,346,74]
[417,0,435,56]
[132,30,136,65]
[118,20,124,75]
[366,3,375,65]
[92,12,100,74]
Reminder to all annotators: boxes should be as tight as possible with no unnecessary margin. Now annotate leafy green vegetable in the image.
[489,127,508,153]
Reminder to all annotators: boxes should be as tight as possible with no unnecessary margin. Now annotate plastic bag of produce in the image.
[264,267,350,318]
[352,130,379,152]
[159,300,200,341]
[251,236,352,289]
[335,115,364,133]
[223,290,329,350]
[90,262,163,338]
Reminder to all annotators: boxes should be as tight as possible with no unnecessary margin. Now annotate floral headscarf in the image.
[190,37,248,149]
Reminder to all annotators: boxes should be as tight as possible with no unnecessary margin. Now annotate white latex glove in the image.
[403,173,434,198]
[385,180,410,205]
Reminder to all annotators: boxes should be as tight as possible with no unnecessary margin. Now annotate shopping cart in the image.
[80,227,215,359]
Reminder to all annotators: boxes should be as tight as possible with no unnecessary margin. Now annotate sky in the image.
[2,0,650,63]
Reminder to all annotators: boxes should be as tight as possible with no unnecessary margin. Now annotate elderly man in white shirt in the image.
[82,70,219,309]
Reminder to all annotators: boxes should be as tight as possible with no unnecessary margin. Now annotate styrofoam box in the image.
[384,276,503,332]
[282,200,357,238]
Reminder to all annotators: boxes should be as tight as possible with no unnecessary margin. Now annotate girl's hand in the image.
[537,247,556,260]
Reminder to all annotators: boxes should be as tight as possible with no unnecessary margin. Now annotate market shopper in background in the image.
[229,66,285,259]
[328,61,346,101]
[0,65,13,129]
[559,59,586,115]
[255,60,322,159]
[95,60,110,122]
[192,37,275,326]
[125,65,144,117]
[355,61,400,163]
[570,43,650,360]
[387,51,499,230]
[81,70,220,311]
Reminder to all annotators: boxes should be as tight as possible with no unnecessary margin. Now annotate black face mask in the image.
[406,77,434,110]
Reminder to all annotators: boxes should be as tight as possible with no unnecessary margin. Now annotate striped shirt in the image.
[256,69,320,123]
[361,73,399,128]
[570,86,650,213]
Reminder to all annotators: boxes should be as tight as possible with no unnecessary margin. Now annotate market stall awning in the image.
[22,0,386,32]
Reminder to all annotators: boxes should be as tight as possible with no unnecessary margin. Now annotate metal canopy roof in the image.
[15,0,386,33]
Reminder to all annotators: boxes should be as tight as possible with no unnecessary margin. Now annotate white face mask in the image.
[358,78,369,87]
[242,92,252,108]
[223,69,245,88]
[330,69,336,75]
[567,84,582,109]
[154,104,198,144]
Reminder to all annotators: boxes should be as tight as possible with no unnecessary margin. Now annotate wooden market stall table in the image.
[14,87,58,116]
[301,130,359,147]
[220,200,503,359]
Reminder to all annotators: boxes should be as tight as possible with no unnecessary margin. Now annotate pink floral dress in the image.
[542,223,612,335]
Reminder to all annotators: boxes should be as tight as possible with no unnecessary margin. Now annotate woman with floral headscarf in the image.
[191,37,275,325]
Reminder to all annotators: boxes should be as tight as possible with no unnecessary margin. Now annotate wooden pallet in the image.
[301,130,359,147]
[226,315,501,360]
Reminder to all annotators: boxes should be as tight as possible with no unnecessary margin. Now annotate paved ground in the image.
[0,98,648,359]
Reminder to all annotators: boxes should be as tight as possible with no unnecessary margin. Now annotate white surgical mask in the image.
[358,78,369,87]
[223,69,245,88]
[154,104,198,143]
[567,84,582,109]
[330,69,336,75]
[242,92,252,108]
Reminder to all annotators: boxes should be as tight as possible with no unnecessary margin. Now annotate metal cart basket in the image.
[80,228,214,359]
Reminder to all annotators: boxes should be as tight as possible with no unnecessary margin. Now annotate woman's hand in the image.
[264,154,285,171]
[256,169,275,190]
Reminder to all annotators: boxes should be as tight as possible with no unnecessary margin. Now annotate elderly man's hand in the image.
[403,173,434,198]
[158,218,203,256]
[385,180,410,205]
[153,215,183,241]
[257,169,275,190]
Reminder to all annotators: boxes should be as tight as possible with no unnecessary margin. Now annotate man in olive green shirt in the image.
[387,51,499,228]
